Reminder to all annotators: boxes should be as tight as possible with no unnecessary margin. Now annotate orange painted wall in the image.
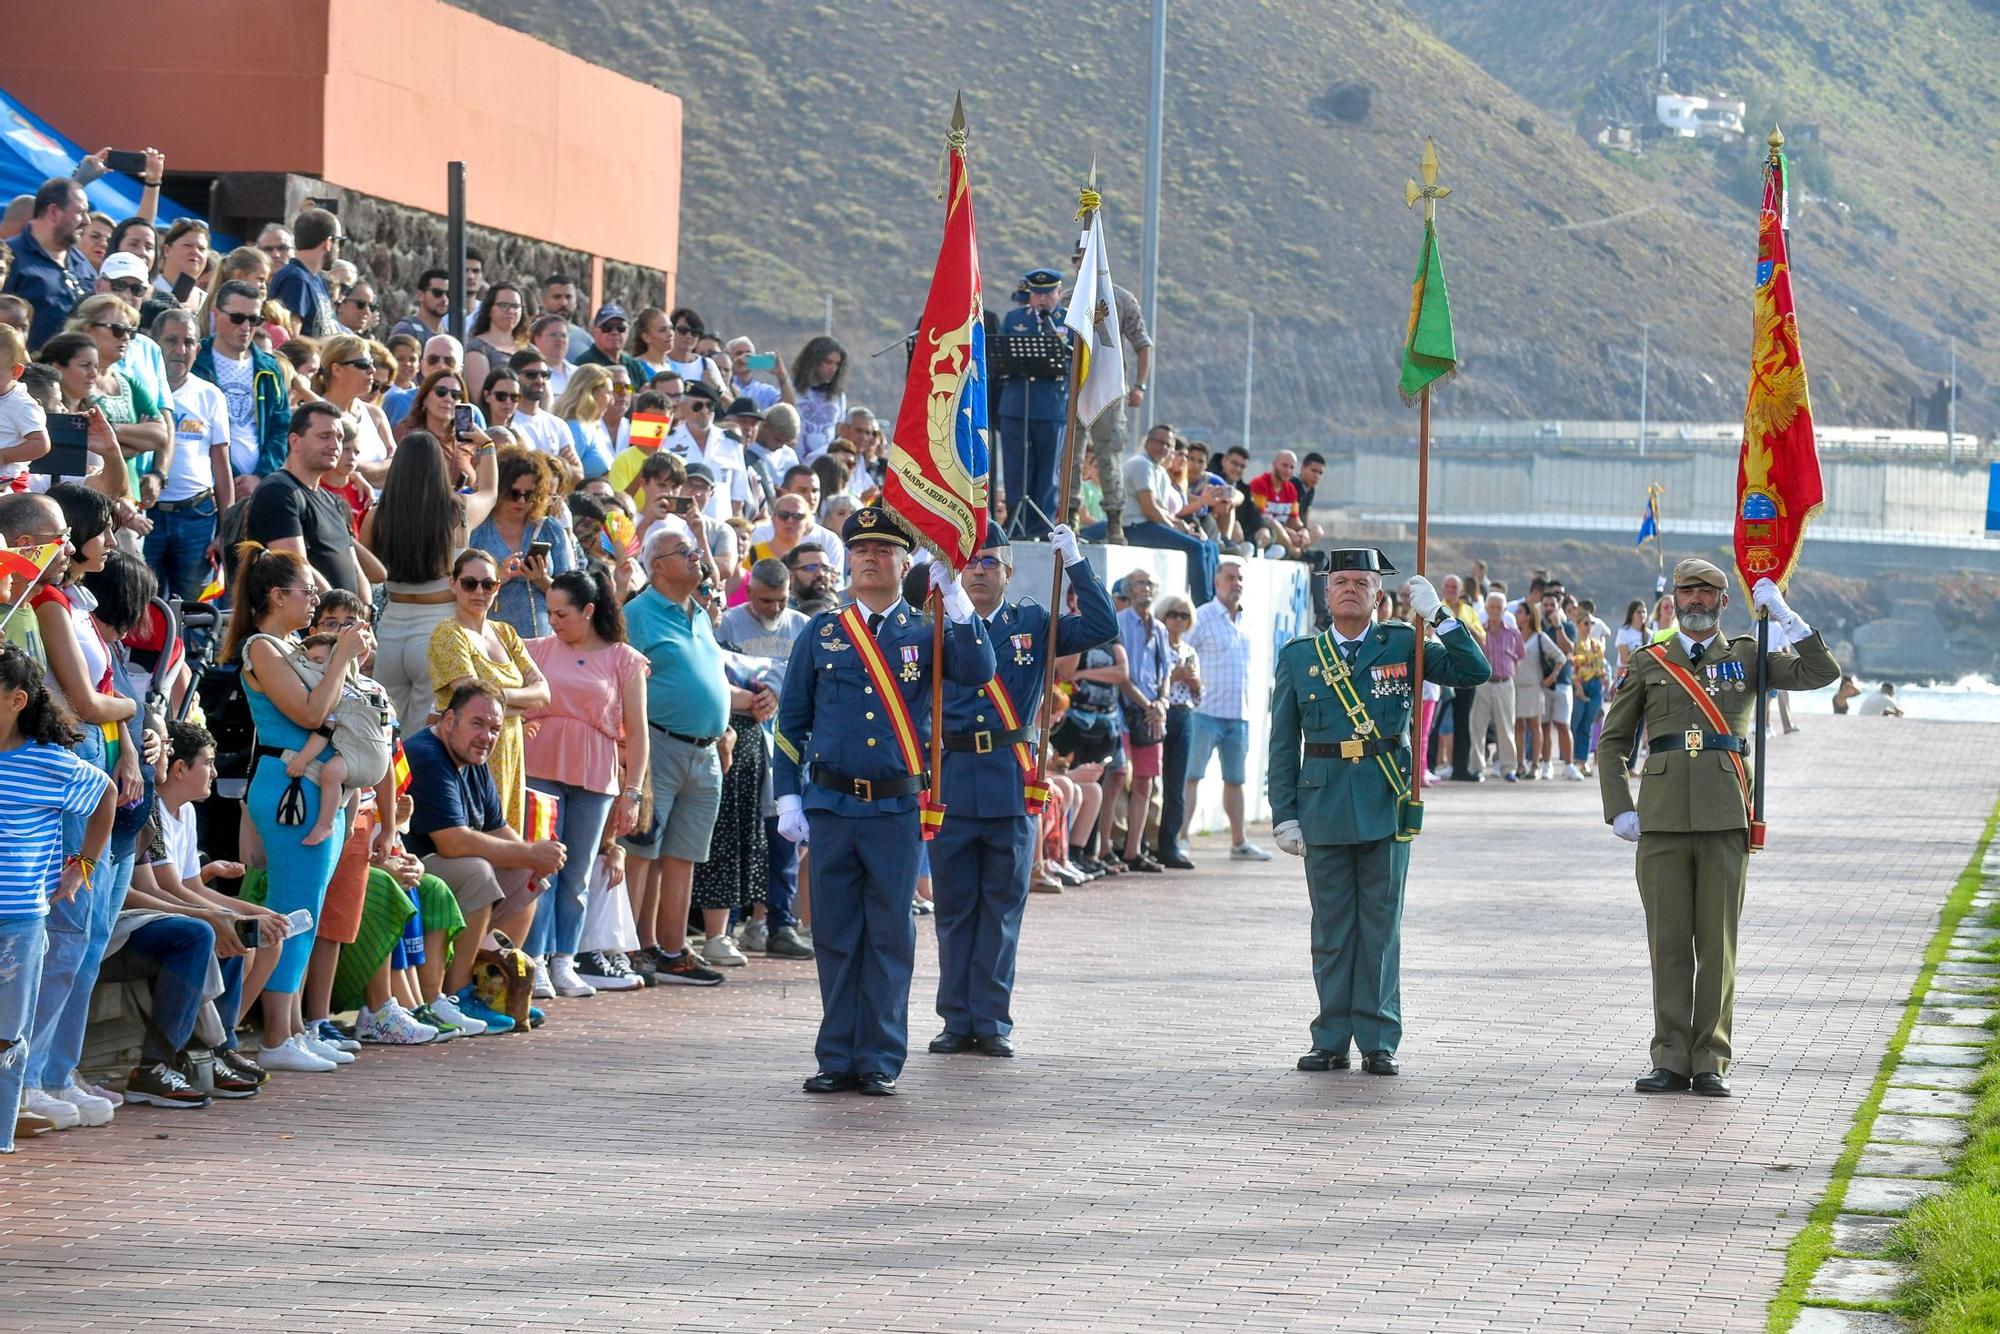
[0,0,680,276]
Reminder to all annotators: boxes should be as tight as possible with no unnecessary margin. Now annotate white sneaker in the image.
[548,956,596,998]
[298,1031,356,1066]
[259,1034,337,1073]
[428,992,488,1037]
[1432,764,1453,781]
[736,919,769,952]
[55,1077,116,1127]
[1231,842,1274,862]
[77,1076,123,1107]
[700,935,748,968]
[529,956,555,1000]
[1563,763,1584,781]
[22,1087,82,1130]
[357,1002,437,1045]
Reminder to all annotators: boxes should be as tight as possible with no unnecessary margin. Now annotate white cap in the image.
[99,252,149,283]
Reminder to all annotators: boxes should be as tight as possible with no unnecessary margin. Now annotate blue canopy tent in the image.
[0,82,208,231]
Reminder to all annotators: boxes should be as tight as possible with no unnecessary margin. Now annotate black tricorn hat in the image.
[1322,548,1396,575]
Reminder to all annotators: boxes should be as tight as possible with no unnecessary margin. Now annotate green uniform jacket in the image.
[1596,630,1841,832]
[1268,620,1491,844]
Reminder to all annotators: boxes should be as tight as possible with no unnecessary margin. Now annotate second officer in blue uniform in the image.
[928,522,1117,1058]
[773,506,995,1096]
[996,267,1068,535]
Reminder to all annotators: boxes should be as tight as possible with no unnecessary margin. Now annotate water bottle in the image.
[282,908,315,939]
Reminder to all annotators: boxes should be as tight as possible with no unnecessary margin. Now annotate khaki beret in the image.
[1671,557,1728,590]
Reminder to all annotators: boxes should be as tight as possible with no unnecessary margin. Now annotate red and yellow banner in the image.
[1734,144,1823,593]
[885,104,990,572]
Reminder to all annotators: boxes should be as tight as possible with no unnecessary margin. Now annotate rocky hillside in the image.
[452,0,1991,444]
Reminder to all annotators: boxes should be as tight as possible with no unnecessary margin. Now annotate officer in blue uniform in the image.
[928,522,1117,1058]
[996,267,1069,536]
[773,506,995,1096]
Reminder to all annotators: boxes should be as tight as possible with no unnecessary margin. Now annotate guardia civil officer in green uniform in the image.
[1268,550,1491,1076]
[1597,557,1840,1097]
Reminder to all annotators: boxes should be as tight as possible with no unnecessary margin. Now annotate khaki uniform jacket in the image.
[1596,629,1841,832]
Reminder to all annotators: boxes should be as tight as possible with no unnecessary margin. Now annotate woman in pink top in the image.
[523,568,649,997]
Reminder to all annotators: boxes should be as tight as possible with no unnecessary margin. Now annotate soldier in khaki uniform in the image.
[1597,557,1840,1096]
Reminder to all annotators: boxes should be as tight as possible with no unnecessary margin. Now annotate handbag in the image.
[1051,709,1119,765]
[1121,624,1169,746]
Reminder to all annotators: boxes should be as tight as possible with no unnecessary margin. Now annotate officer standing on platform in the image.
[928,522,1117,1058]
[996,268,1069,537]
[1268,550,1490,1077]
[1597,558,1839,1098]
[773,506,995,1096]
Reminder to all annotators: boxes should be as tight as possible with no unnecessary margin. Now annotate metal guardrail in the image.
[1334,434,1997,464]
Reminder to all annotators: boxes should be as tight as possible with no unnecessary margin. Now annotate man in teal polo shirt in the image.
[619,513,757,985]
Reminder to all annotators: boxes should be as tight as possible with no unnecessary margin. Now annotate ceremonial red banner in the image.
[1733,151,1824,594]
[885,121,990,572]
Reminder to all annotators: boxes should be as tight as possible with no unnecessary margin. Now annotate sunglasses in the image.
[90,321,135,339]
[490,390,519,402]
[337,358,375,372]
[600,322,629,334]
[1163,610,1191,620]
[423,354,453,365]
[108,281,148,300]
[458,576,499,593]
[343,298,379,311]
[506,487,536,501]
[518,368,549,380]
[431,385,460,399]
[423,287,449,298]
[219,309,261,326]
[688,402,712,412]
[672,324,697,335]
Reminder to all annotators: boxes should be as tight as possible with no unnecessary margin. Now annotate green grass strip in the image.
[1768,795,2000,1333]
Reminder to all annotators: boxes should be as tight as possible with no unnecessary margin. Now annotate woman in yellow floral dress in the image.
[428,548,550,830]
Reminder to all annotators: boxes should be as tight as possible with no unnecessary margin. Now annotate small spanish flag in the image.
[198,568,226,602]
[0,542,62,585]
[392,740,413,797]
[525,787,560,843]
[627,413,671,449]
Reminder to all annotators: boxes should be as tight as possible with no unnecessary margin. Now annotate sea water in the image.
[1888,675,2000,723]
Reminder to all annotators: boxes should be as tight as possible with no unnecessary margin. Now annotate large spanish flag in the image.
[1734,138,1823,593]
[885,98,990,571]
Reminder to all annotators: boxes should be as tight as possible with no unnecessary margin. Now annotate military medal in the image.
[1011,632,1034,667]
[900,644,921,682]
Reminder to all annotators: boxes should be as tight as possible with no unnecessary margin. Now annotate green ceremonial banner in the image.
[1398,218,1457,404]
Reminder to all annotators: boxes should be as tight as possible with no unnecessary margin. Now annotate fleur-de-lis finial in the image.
[1404,138,1451,221]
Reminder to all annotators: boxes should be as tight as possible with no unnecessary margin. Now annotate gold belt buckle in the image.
[1684,729,1703,753]
[973,730,994,754]
[1339,739,1365,761]
[853,777,874,802]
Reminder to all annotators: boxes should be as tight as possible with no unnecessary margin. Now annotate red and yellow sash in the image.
[1645,644,1756,841]
[982,674,1047,812]
[837,603,926,781]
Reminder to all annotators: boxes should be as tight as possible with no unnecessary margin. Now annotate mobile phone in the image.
[35,412,91,477]
[668,495,695,514]
[233,918,261,949]
[528,541,553,562]
[743,353,778,371]
[453,403,474,438]
[171,270,198,302]
[103,149,149,176]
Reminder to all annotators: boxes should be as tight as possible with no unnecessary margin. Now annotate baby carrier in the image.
[247,633,396,818]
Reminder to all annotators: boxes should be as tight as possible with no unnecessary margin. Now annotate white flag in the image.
[1063,213,1126,429]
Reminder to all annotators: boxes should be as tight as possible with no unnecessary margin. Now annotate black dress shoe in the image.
[928,1030,976,1054]
[1634,1067,1692,1093]
[803,1070,860,1094]
[857,1073,899,1096]
[974,1033,1015,1058]
[1296,1047,1350,1071]
[1153,849,1195,870]
[1691,1072,1731,1097]
[1361,1050,1399,1076]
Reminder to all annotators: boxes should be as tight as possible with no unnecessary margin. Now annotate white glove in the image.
[776,794,810,845]
[1751,578,1810,639]
[1274,820,1305,857]
[1049,523,1082,566]
[1404,575,1442,623]
[1612,811,1641,842]
[930,560,973,623]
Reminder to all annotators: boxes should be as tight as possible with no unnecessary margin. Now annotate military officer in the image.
[1597,558,1839,1097]
[996,267,1068,536]
[773,506,996,1096]
[928,522,1118,1058]
[1268,549,1491,1076]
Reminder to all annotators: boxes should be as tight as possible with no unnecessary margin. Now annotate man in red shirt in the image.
[1245,450,1311,557]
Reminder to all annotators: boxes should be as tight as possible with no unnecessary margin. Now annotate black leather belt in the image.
[810,763,927,802]
[153,489,213,512]
[942,725,1033,753]
[650,724,720,748]
[1304,737,1402,761]
[1645,731,1744,754]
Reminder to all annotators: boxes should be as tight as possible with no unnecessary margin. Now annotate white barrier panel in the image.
[1001,542,1313,836]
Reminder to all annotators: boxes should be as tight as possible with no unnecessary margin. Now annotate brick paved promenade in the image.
[2,718,1995,1331]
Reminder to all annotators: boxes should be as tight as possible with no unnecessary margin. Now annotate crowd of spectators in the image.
[0,156,1347,1151]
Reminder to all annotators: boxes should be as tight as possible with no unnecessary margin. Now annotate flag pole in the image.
[1028,165,1099,808]
[1403,140,1450,810]
[1749,127,1786,854]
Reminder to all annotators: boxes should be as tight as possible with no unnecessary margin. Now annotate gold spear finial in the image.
[1766,124,1784,165]
[1077,158,1102,221]
[938,93,969,200]
[1404,137,1451,222]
